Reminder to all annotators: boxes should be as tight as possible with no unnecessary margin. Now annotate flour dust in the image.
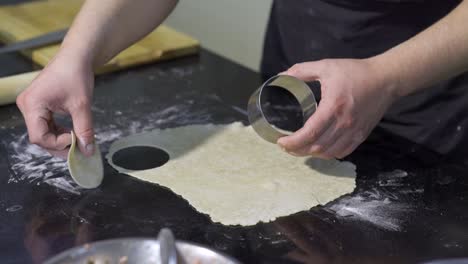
[327,169,423,231]
[6,97,220,195]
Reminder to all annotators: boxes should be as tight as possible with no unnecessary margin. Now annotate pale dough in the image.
[67,131,104,189]
[106,123,356,226]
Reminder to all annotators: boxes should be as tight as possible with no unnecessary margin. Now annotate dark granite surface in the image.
[1,20,468,264]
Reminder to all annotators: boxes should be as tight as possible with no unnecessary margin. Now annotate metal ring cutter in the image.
[248,75,317,143]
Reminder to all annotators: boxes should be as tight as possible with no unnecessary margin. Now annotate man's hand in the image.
[16,56,95,157]
[278,1,468,159]
[277,59,397,159]
[15,0,179,157]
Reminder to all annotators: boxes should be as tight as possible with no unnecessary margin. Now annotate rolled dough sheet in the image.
[68,131,104,189]
[106,123,356,226]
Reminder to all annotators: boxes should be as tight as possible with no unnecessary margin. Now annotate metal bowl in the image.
[44,238,240,264]
[247,75,317,143]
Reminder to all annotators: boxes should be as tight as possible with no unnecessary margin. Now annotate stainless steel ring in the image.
[248,75,317,143]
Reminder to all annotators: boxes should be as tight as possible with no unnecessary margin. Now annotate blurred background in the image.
[166,0,273,71]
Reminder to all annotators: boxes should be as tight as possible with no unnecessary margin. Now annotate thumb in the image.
[283,62,322,82]
[70,103,95,157]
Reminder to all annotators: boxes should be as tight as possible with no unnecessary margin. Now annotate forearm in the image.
[57,0,178,68]
[372,0,468,97]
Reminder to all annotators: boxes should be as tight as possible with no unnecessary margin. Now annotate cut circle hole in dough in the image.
[112,146,170,170]
[106,123,356,226]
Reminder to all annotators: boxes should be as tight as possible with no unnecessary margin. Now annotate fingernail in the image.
[79,138,95,156]
[85,143,95,155]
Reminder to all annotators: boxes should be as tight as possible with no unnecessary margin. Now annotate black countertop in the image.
[1,43,468,264]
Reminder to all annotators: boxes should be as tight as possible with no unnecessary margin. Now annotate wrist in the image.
[45,47,95,95]
[54,41,94,69]
[366,54,404,101]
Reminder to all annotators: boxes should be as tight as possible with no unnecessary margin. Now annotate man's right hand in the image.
[15,0,179,157]
[16,55,95,157]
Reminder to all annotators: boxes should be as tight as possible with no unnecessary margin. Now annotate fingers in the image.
[277,98,361,159]
[288,121,342,158]
[22,107,72,151]
[277,100,335,152]
[275,59,382,159]
[281,134,354,159]
[321,136,353,159]
[69,101,95,157]
[331,135,363,159]
[282,129,362,159]
[282,62,322,82]
[46,148,70,159]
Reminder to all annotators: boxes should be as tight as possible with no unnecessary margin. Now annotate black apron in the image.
[261,0,468,159]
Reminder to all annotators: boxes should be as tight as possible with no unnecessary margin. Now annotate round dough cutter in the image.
[247,75,317,143]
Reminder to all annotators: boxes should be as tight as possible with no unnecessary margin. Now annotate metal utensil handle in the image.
[158,228,178,264]
[0,29,68,54]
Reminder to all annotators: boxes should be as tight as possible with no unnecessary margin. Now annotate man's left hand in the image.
[277,58,397,159]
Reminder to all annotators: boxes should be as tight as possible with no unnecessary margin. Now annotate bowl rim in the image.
[44,237,241,264]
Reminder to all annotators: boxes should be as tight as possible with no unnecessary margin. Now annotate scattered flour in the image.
[167,65,204,78]
[328,188,414,231]
[231,106,248,116]
[147,64,204,79]
[377,170,409,187]
[8,133,80,194]
[5,97,223,195]
[5,204,23,212]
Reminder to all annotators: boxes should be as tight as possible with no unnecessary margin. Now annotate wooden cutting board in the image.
[0,0,200,74]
